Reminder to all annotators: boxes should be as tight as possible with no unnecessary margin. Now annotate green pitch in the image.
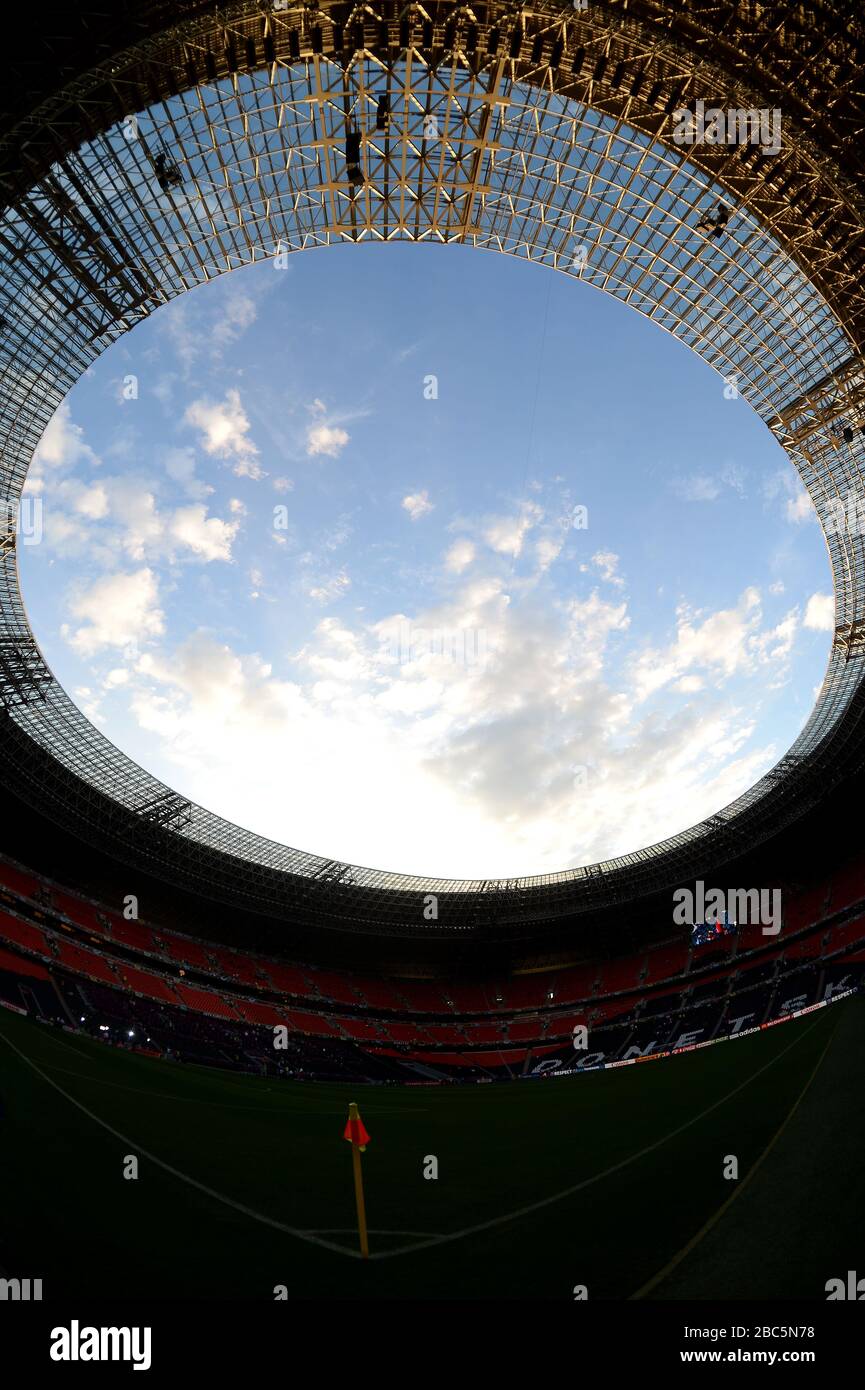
[0,996,862,1301]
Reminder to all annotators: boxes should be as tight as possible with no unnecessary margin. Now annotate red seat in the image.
[599,957,643,993]
[399,981,449,1012]
[553,967,595,1003]
[471,1049,527,1067]
[112,919,157,953]
[353,978,406,1010]
[263,962,310,996]
[0,944,50,978]
[223,953,260,987]
[233,999,286,1026]
[829,861,865,916]
[645,942,689,984]
[308,970,361,1006]
[445,983,489,1012]
[383,1020,441,1044]
[120,967,178,1003]
[0,912,48,956]
[506,1018,545,1042]
[735,921,772,952]
[784,932,826,961]
[498,976,549,1009]
[0,861,40,900]
[52,890,106,935]
[463,1022,507,1044]
[338,1017,381,1041]
[825,916,865,956]
[164,935,213,970]
[57,940,118,985]
[785,884,830,931]
[423,1023,469,1044]
[285,1009,340,1037]
[411,1050,476,1067]
[175,984,237,1019]
[545,1014,586,1037]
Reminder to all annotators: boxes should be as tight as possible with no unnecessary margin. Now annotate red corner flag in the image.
[344,1101,371,1259]
[343,1102,371,1152]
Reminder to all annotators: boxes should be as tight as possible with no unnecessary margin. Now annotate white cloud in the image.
[87,561,815,878]
[804,592,834,631]
[750,608,799,674]
[163,447,213,501]
[184,389,263,478]
[210,291,258,351]
[764,467,815,525]
[566,591,631,679]
[402,490,433,521]
[307,419,350,459]
[36,386,821,879]
[444,538,476,573]
[535,533,565,572]
[592,550,625,588]
[73,484,109,520]
[169,505,239,563]
[32,402,99,472]
[394,342,421,364]
[134,633,298,729]
[322,516,352,551]
[671,473,721,502]
[307,572,351,604]
[38,469,239,567]
[630,587,789,702]
[64,569,164,656]
[102,478,164,562]
[484,502,543,557]
[786,490,815,524]
[159,286,259,370]
[671,462,746,503]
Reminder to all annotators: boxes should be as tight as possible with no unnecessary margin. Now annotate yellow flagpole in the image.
[348,1101,369,1259]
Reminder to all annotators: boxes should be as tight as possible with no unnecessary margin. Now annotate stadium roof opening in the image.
[1,1,863,910]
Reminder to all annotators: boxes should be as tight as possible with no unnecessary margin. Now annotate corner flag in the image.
[343,1102,371,1152]
[344,1101,371,1258]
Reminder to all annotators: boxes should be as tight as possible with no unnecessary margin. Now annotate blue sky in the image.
[20,242,833,878]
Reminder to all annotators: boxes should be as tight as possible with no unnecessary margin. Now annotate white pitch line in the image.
[0,1014,822,1265]
[33,1061,428,1114]
[365,1016,823,1262]
[302,1229,445,1238]
[0,1025,364,1261]
[27,1063,319,1112]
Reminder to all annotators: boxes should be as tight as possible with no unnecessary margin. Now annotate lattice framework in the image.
[0,1,864,926]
